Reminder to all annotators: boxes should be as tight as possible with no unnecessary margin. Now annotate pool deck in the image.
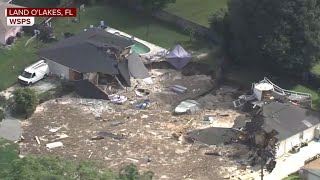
[105,27,167,62]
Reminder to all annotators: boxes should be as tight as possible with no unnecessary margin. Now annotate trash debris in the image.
[91,131,125,140]
[174,100,200,114]
[203,116,215,125]
[52,133,69,141]
[109,94,127,104]
[135,89,150,97]
[35,136,40,145]
[134,99,150,109]
[127,157,139,163]
[171,85,187,93]
[141,115,148,119]
[88,152,93,158]
[49,127,62,133]
[110,121,125,127]
[46,142,63,149]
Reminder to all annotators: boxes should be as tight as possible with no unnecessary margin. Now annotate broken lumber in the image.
[35,136,40,145]
[88,152,93,158]
[46,142,63,149]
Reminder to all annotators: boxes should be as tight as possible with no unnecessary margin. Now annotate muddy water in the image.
[0,111,21,141]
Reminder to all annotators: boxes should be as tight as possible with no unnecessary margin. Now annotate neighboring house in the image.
[259,102,320,157]
[300,157,320,180]
[38,28,135,98]
[0,2,24,45]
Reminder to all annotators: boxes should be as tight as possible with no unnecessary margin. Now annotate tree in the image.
[225,0,320,73]
[140,0,176,12]
[12,88,38,117]
[2,155,154,180]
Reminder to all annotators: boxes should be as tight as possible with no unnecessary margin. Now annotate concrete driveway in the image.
[0,78,59,99]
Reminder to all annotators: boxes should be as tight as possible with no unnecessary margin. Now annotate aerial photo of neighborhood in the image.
[0,0,320,180]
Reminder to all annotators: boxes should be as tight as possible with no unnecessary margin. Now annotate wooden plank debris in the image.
[46,142,63,149]
[35,136,40,145]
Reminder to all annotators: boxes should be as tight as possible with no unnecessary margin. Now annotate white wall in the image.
[46,59,69,79]
[276,124,320,157]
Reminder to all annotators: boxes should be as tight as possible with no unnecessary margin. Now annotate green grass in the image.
[0,138,19,176]
[52,5,195,49]
[0,4,213,91]
[165,0,228,27]
[0,37,42,91]
[311,62,320,76]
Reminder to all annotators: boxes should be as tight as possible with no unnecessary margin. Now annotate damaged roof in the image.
[261,102,320,140]
[38,28,134,74]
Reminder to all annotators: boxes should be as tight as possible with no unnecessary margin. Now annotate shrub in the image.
[0,95,6,108]
[12,88,38,117]
[0,108,4,121]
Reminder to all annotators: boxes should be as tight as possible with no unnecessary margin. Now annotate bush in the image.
[6,36,15,45]
[2,156,154,180]
[0,109,4,121]
[12,88,38,117]
[0,95,6,108]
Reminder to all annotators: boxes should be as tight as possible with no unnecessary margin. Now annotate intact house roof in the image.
[0,3,25,33]
[38,28,134,75]
[261,102,320,141]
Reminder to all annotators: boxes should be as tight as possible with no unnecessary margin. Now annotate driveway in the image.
[0,78,59,141]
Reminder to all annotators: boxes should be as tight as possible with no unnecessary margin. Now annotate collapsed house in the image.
[38,28,151,98]
[234,77,320,172]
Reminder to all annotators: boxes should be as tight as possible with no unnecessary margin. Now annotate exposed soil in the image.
[17,70,252,180]
[19,99,248,180]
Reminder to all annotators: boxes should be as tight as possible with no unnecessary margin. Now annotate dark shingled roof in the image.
[261,102,320,140]
[38,28,134,74]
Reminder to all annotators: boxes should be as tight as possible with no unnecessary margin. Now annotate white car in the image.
[18,60,49,85]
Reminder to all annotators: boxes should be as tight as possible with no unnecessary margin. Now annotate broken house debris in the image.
[233,77,320,174]
[38,28,136,99]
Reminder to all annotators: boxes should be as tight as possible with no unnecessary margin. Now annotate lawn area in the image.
[0,4,214,91]
[0,138,19,177]
[0,37,42,91]
[52,5,208,49]
[165,0,228,27]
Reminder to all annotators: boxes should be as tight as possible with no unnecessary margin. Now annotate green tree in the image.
[1,155,154,180]
[225,0,320,73]
[140,0,176,12]
[12,88,38,117]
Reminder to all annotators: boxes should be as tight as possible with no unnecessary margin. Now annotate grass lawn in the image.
[52,5,212,49]
[0,4,214,91]
[165,0,228,27]
[0,37,43,91]
[0,138,19,176]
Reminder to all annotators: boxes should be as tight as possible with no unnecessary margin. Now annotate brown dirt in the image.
[19,99,249,180]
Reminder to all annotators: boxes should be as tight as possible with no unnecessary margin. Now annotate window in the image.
[21,71,32,78]
[32,73,36,78]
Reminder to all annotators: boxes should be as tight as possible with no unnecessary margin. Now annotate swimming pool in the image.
[131,41,151,54]
[117,34,151,54]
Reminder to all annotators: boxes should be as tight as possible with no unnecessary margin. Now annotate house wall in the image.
[1,27,21,45]
[276,124,320,157]
[300,169,320,180]
[46,59,69,79]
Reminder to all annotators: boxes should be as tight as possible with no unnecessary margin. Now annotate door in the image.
[69,69,83,80]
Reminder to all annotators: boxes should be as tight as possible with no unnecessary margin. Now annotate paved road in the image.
[0,111,21,141]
